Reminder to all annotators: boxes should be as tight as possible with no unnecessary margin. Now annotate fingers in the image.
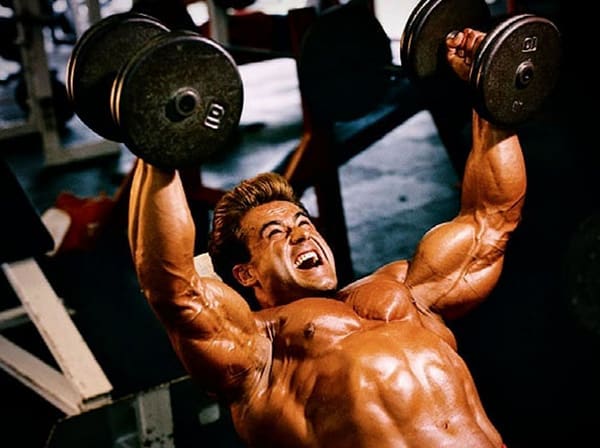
[445,28,485,82]
[462,29,485,65]
[446,28,485,65]
[445,30,465,53]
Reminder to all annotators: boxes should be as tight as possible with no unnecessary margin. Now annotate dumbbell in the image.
[298,0,561,127]
[66,12,243,169]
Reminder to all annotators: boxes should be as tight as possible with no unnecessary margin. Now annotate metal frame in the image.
[0,0,120,167]
[66,0,102,39]
[0,258,113,415]
[0,254,182,443]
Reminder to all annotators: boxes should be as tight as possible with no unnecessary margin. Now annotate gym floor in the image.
[1,1,598,447]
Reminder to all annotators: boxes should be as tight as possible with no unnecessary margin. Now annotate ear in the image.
[232,263,257,288]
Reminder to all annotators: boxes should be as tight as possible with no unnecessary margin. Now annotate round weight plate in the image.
[400,0,490,82]
[111,31,243,169]
[66,12,169,142]
[471,14,561,127]
[297,2,392,122]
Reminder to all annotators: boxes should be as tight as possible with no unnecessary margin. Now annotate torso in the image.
[231,274,502,448]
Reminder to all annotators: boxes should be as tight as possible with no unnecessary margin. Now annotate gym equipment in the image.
[297,0,561,127]
[66,12,170,143]
[297,1,393,122]
[15,69,75,133]
[0,158,112,415]
[66,12,244,169]
[1,158,54,264]
[0,0,120,168]
[402,0,561,127]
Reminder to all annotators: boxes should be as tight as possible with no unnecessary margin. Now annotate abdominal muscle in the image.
[232,300,502,448]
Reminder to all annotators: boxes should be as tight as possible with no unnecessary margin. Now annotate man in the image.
[128,29,523,447]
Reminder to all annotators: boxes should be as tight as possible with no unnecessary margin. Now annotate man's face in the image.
[235,201,337,307]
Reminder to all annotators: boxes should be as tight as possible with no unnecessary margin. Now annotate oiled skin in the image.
[128,30,524,447]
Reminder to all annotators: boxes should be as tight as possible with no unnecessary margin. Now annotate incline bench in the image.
[0,157,113,415]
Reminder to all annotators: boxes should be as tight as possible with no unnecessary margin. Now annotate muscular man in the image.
[128,29,523,447]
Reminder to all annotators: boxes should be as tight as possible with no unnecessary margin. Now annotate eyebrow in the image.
[259,211,309,237]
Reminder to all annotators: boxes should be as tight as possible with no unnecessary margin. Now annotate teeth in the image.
[295,251,318,268]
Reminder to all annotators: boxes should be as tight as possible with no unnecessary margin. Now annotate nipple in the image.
[303,322,316,339]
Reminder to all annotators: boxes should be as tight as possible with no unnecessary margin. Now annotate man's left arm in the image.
[404,112,526,319]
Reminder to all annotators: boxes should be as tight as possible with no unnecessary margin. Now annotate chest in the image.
[261,298,364,358]
[337,276,419,322]
[260,280,455,361]
[260,280,421,360]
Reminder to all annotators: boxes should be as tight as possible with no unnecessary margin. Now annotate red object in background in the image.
[52,191,117,253]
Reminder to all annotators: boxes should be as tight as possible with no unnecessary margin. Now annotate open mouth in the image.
[294,250,322,270]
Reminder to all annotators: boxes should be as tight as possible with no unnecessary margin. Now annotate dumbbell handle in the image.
[382,28,487,79]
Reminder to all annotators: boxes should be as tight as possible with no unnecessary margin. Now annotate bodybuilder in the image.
[128,29,523,447]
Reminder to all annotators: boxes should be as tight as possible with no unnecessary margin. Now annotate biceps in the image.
[405,219,507,314]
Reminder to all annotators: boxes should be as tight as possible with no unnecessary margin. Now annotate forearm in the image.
[459,111,526,226]
[128,159,197,300]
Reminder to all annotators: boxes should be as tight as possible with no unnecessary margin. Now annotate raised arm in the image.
[403,30,526,319]
[128,160,270,398]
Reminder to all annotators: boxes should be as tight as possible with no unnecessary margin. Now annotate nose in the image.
[290,225,309,244]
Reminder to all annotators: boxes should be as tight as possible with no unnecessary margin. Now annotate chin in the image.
[304,277,338,295]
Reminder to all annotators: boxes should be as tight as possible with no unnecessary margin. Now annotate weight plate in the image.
[400,0,490,82]
[297,2,392,122]
[111,31,243,169]
[399,0,438,69]
[66,12,169,142]
[471,14,561,127]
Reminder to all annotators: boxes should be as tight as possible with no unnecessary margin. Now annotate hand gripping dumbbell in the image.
[297,0,561,127]
[66,12,244,169]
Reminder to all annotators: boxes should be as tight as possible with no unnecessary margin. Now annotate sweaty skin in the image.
[128,30,524,447]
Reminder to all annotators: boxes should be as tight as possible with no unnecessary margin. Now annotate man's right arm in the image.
[128,160,271,398]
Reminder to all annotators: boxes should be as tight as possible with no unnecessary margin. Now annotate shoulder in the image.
[372,260,410,281]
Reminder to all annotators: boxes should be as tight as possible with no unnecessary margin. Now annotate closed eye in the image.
[260,212,313,240]
[267,227,284,238]
[296,215,313,229]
